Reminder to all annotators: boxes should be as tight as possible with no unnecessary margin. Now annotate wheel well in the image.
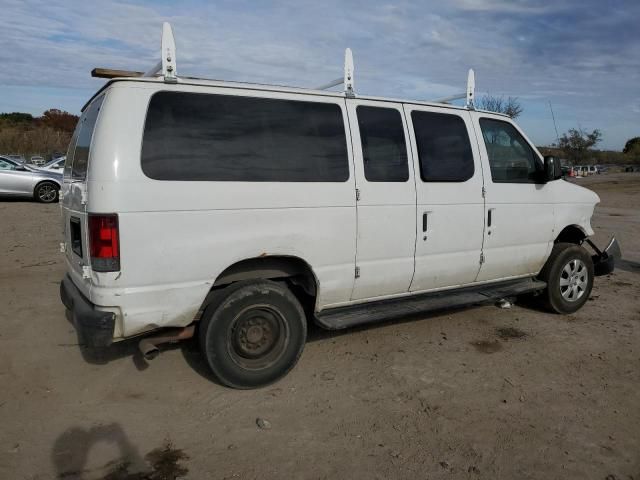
[555,225,586,245]
[212,255,318,302]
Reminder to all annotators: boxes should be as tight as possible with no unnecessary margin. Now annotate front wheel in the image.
[198,280,307,389]
[34,182,59,203]
[538,242,594,314]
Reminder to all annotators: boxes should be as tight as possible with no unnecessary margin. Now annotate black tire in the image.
[537,242,594,314]
[34,181,59,203]
[198,280,307,389]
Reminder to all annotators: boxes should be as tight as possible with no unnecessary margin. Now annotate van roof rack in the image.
[432,69,476,109]
[92,22,177,83]
[90,22,477,108]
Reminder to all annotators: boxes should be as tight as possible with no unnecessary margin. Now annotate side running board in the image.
[315,278,547,330]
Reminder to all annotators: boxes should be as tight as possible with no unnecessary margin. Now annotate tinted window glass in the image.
[70,96,104,180]
[356,106,408,182]
[411,111,474,182]
[0,159,15,170]
[141,92,349,182]
[480,118,541,183]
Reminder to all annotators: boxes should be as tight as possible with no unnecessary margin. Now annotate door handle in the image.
[487,208,495,227]
[423,212,428,232]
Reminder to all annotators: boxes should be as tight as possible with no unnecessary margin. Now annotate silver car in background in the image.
[0,155,63,203]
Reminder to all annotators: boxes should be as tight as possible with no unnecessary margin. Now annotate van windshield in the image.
[64,95,104,180]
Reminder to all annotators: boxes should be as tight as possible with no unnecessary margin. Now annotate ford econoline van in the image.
[59,24,620,388]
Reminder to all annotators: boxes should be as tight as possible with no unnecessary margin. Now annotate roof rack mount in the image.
[433,69,476,109]
[92,22,177,82]
[315,48,355,96]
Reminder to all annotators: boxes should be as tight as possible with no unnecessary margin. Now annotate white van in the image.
[59,24,620,388]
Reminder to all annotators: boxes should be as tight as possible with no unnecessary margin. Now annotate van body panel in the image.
[403,105,485,292]
[345,99,417,300]
[65,82,357,336]
[470,112,555,281]
[60,77,602,343]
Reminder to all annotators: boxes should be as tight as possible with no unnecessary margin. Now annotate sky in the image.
[0,0,638,150]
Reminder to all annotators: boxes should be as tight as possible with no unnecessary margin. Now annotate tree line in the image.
[0,110,78,159]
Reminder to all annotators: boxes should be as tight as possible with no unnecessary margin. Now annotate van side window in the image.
[141,92,349,182]
[411,111,474,182]
[356,106,408,182]
[479,118,541,183]
[70,96,104,180]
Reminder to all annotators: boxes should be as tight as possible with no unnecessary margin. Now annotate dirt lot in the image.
[1,174,639,480]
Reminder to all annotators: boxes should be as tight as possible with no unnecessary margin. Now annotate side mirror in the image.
[543,156,561,182]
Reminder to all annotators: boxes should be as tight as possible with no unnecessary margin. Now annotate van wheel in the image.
[34,182,59,203]
[198,280,307,389]
[538,242,594,314]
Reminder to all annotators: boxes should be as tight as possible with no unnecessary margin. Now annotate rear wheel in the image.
[34,182,59,203]
[199,280,307,389]
[538,242,594,314]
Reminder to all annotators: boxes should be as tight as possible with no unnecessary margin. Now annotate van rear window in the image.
[141,92,349,182]
[65,96,104,180]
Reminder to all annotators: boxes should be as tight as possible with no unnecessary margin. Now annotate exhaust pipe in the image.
[138,325,195,360]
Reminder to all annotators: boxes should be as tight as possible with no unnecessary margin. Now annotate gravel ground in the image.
[0,173,639,480]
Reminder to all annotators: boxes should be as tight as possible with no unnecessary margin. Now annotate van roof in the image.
[83,76,510,119]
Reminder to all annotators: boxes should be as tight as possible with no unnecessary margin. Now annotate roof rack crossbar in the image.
[433,69,476,109]
[315,48,354,96]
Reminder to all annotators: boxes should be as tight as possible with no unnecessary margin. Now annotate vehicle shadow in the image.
[51,424,189,479]
[51,423,146,479]
[617,258,640,274]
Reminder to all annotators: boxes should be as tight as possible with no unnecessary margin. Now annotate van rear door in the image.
[61,95,105,292]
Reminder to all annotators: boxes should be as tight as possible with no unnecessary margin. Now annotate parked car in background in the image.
[39,156,66,171]
[0,155,62,202]
[30,156,46,166]
[5,154,25,163]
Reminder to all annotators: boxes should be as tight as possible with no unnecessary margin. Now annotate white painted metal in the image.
[344,48,354,95]
[315,48,355,95]
[432,69,475,108]
[143,22,177,82]
[466,68,475,108]
[345,98,416,300]
[402,104,485,292]
[61,76,600,342]
[468,111,596,282]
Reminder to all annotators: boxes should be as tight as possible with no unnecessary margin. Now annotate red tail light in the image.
[88,214,120,272]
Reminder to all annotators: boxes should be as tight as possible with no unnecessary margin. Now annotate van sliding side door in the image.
[403,105,485,292]
[345,99,417,301]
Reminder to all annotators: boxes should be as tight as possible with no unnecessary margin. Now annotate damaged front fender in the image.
[586,237,622,276]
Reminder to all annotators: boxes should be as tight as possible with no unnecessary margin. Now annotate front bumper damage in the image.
[586,237,622,276]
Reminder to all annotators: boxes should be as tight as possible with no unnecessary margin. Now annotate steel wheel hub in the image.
[228,304,289,370]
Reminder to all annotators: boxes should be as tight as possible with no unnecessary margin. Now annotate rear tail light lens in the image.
[88,214,120,272]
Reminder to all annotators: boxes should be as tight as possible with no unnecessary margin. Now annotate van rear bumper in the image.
[60,275,115,348]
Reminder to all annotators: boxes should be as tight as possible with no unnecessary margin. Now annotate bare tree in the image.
[558,128,602,164]
[477,94,523,119]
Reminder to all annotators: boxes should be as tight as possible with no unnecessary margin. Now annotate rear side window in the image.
[65,96,104,180]
[141,92,349,182]
[479,118,541,183]
[411,111,474,182]
[356,106,408,182]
